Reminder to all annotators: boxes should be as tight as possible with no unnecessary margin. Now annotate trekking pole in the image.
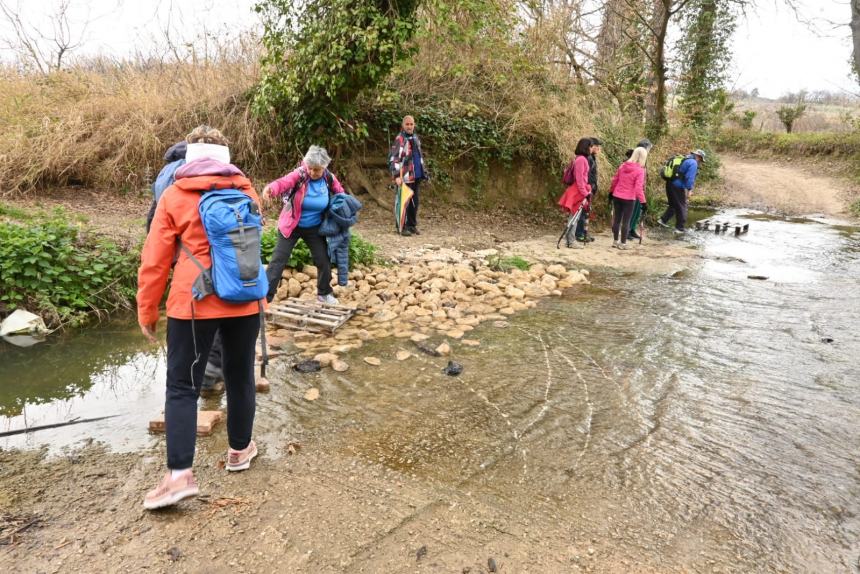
[556,204,582,249]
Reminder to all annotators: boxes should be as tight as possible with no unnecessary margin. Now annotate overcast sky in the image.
[1,0,856,99]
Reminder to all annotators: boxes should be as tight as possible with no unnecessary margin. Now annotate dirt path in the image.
[719,154,856,216]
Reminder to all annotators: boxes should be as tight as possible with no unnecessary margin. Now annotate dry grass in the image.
[0,44,284,196]
[729,97,860,133]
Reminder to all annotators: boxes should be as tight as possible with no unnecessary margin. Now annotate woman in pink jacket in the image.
[261,145,345,304]
[609,146,648,250]
[557,138,593,248]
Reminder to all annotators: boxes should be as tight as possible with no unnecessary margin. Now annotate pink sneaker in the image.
[226,440,258,472]
[143,471,199,510]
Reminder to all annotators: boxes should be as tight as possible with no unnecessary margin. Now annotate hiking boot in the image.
[575,235,588,243]
[408,226,421,235]
[612,240,620,249]
[673,228,686,236]
[399,228,412,237]
[657,219,670,229]
[318,293,339,306]
[200,378,225,398]
[226,440,258,472]
[629,231,641,240]
[617,242,630,250]
[143,470,199,510]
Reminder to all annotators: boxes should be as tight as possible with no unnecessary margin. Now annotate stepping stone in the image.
[149,411,223,436]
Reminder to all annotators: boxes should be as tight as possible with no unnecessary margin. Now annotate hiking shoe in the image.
[399,229,412,237]
[629,231,641,240]
[575,235,588,243]
[673,228,686,236]
[318,293,339,305]
[657,219,670,228]
[226,440,258,472]
[585,235,595,242]
[612,240,620,249]
[408,226,421,235]
[143,471,199,510]
[617,242,630,250]
[567,241,584,249]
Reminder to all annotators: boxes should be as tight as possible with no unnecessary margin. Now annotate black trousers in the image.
[165,313,259,470]
[660,183,688,231]
[612,197,635,243]
[405,181,420,229]
[265,225,332,302]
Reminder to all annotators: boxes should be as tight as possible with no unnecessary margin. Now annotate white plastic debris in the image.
[0,309,49,337]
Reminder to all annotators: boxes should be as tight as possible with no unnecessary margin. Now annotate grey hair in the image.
[186,125,229,146]
[303,145,331,168]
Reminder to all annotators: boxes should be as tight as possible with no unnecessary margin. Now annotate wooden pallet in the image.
[267,298,356,334]
[695,219,750,236]
[149,410,223,436]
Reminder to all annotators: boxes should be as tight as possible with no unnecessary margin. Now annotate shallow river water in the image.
[1,209,858,572]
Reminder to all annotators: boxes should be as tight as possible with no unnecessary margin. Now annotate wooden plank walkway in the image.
[267,298,356,334]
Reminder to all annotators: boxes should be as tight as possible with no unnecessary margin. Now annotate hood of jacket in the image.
[175,158,245,180]
[617,162,643,178]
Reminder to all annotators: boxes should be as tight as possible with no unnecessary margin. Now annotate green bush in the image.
[0,212,138,328]
[261,227,380,269]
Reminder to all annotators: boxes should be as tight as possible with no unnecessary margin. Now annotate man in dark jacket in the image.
[145,141,186,234]
[575,137,601,242]
[658,149,705,234]
[388,115,428,236]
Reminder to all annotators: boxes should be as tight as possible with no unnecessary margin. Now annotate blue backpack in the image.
[180,188,268,302]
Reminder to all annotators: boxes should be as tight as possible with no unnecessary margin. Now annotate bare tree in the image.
[852,0,860,80]
[0,0,89,73]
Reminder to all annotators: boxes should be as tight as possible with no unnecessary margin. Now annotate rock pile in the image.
[267,248,589,359]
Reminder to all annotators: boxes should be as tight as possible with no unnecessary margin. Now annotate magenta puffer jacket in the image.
[609,162,646,203]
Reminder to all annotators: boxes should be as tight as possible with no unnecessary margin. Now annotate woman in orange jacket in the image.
[137,125,264,510]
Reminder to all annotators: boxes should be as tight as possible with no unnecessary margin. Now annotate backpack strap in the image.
[179,241,215,300]
[286,166,308,201]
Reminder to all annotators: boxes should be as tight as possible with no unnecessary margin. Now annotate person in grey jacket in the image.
[320,194,363,286]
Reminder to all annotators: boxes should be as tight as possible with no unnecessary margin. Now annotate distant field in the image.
[728,97,860,133]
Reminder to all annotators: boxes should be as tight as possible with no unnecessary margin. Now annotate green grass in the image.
[488,254,531,272]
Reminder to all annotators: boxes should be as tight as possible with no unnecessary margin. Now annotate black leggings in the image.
[165,313,259,470]
[265,225,332,302]
[612,197,636,243]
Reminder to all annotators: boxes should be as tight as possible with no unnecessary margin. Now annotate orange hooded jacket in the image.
[137,160,266,327]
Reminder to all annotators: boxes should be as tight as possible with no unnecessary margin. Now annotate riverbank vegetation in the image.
[1,0,735,203]
[0,206,138,328]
